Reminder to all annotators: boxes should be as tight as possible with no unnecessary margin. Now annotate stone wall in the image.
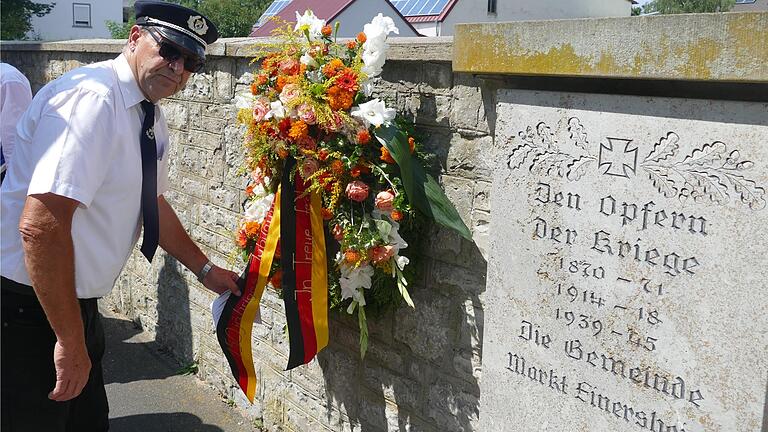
[1,37,487,431]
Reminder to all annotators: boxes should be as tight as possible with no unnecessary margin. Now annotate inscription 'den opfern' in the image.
[505,118,766,210]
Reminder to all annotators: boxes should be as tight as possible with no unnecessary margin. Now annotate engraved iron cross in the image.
[598,138,638,178]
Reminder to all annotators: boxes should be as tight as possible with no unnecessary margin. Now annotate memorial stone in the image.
[482,89,768,431]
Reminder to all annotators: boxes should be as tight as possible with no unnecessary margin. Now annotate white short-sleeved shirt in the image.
[0,54,170,298]
[1,62,33,162]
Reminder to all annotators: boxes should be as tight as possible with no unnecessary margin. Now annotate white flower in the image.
[243,193,274,223]
[306,69,324,83]
[351,99,395,128]
[234,92,253,109]
[300,52,318,68]
[265,100,285,119]
[371,13,399,35]
[294,10,325,41]
[338,261,374,305]
[360,80,375,97]
[396,255,409,271]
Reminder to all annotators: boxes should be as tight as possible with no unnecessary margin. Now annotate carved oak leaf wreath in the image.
[506,117,766,211]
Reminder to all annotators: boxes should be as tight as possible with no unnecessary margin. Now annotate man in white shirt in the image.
[0,62,33,182]
[0,2,241,430]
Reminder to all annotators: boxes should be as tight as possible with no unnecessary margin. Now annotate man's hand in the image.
[49,340,92,401]
[202,265,241,296]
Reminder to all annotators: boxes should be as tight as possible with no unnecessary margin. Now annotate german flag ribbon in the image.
[216,188,281,402]
[216,157,329,400]
[281,157,329,370]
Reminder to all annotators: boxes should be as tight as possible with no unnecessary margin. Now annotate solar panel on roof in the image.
[255,0,292,28]
[392,0,449,16]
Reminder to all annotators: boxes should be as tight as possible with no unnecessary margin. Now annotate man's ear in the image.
[128,25,143,51]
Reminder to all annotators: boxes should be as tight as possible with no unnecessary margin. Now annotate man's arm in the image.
[157,195,240,296]
[19,193,91,402]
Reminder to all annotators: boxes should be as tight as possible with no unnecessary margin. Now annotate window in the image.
[73,3,91,28]
[488,0,497,15]
[734,0,756,3]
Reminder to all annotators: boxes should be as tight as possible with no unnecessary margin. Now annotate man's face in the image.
[128,26,192,102]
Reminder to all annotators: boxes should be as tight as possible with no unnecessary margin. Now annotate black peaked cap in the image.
[135,1,219,59]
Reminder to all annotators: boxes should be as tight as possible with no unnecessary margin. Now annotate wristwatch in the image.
[197,260,213,283]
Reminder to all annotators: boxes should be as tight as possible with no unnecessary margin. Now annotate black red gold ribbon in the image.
[217,158,329,400]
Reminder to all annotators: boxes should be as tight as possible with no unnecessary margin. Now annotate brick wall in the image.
[2,38,488,431]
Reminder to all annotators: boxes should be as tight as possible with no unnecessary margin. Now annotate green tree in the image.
[642,0,735,14]
[106,16,136,39]
[170,0,272,37]
[631,6,642,15]
[0,0,55,40]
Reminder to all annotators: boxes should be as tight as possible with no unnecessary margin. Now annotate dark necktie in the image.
[139,100,159,262]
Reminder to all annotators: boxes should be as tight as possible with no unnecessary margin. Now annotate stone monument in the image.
[482,89,768,431]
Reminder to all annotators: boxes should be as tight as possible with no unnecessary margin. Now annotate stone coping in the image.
[0,36,452,62]
[454,12,768,83]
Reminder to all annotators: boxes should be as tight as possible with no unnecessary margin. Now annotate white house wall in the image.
[440,0,631,36]
[29,0,122,40]
[334,0,419,38]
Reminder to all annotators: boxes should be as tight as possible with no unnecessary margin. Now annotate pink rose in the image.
[332,224,344,241]
[300,158,319,179]
[375,190,395,212]
[297,136,317,151]
[371,245,395,264]
[279,58,300,75]
[279,83,301,105]
[298,103,317,125]
[345,181,369,202]
[252,97,271,122]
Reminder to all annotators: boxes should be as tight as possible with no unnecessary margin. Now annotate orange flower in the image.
[323,58,345,78]
[276,75,287,92]
[318,148,330,161]
[357,32,366,43]
[327,86,354,111]
[346,40,357,50]
[357,130,371,145]
[350,166,361,178]
[330,159,345,175]
[270,270,282,289]
[408,136,416,153]
[391,210,404,221]
[288,120,309,141]
[277,147,289,159]
[321,25,332,37]
[250,82,259,95]
[245,221,261,238]
[380,146,395,164]
[344,249,361,263]
[245,184,255,197]
[335,68,359,92]
[237,230,248,248]
[321,208,333,220]
[256,74,268,86]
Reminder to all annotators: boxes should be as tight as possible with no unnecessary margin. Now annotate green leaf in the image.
[358,304,369,359]
[373,218,392,239]
[395,266,415,308]
[375,125,472,240]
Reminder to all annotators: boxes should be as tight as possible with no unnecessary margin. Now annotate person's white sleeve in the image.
[26,88,117,207]
[0,79,33,161]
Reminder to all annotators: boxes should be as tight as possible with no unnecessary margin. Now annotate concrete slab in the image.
[101,306,259,432]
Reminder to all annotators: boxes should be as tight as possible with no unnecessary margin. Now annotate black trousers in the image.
[1,277,109,431]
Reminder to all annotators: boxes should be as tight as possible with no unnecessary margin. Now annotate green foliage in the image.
[0,0,55,40]
[631,6,642,15]
[375,123,473,241]
[642,0,735,14]
[106,16,135,39]
[176,361,199,375]
[169,0,273,37]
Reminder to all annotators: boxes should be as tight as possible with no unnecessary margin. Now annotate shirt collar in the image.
[113,54,146,110]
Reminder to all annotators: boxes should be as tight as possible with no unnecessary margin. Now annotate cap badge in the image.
[187,15,208,36]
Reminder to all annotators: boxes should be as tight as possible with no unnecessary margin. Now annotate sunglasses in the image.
[146,29,205,73]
